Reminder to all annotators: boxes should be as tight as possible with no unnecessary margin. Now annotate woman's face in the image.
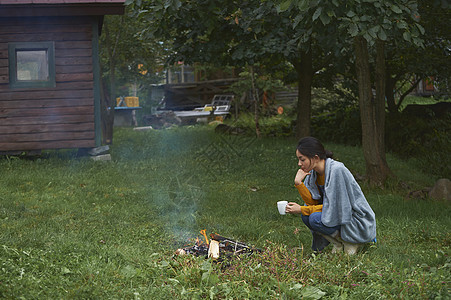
[296,149,315,172]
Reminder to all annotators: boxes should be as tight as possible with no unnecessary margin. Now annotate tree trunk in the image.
[105,20,118,104]
[250,65,261,138]
[354,36,392,186]
[374,40,392,177]
[100,76,114,144]
[385,73,398,113]
[294,48,313,139]
[397,77,422,110]
[100,16,125,144]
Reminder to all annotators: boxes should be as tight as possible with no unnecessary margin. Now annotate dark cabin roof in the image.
[0,0,126,17]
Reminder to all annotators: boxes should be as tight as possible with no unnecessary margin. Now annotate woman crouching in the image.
[285,137,376,254]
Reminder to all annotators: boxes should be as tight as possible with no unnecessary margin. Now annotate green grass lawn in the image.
[400,95,451,110]
[0,126,449,299]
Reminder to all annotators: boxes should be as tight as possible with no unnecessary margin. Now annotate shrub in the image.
[311,106,362,146]
[310,87,361,146]
[224,113,293,137]
[386,109,451,178]
[226,87,450,178]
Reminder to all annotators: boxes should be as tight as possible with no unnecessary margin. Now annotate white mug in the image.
[277,201,288,215]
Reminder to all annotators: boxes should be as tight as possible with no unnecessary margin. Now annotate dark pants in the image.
[301,212,341,251]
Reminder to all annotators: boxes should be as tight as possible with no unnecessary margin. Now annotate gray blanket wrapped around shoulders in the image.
[304,158,377,243]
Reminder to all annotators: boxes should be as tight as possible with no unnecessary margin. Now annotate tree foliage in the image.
[384,0,450,112]
[277,0,425,185]
[100,12,167,96]
[130,0,348,138]
[124,0,447,185]
[99,7,168,142]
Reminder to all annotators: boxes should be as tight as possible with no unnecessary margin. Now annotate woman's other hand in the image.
[286,202,302,214]
[294,168,310,186]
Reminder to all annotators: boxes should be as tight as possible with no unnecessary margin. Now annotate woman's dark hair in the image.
[296,137,333,159]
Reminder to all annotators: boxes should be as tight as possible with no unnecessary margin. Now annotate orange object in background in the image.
[125,97,139,107]
[116,97,139,107]
[138,64,148,75]
[277,106,284,115]
[424,76,435,91]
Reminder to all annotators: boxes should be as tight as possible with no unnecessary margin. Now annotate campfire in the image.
[175,230,260,260]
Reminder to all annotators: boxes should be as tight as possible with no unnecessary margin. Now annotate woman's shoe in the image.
[342,241,359,255]
[336,236,359,255]
[320,234,343,253]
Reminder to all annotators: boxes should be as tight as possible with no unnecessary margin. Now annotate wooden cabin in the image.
[0,0,125,153]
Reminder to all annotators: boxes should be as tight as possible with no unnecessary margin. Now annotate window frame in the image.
[8,41,56,89]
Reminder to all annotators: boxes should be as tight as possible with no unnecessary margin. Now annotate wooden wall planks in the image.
[0,16,97,151]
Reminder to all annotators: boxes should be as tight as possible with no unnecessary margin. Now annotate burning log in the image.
[209,233,257,254]
[175,230,260,260]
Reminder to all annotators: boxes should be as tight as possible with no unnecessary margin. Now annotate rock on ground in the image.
[429,178,451,201]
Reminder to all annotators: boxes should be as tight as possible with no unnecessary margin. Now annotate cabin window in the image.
[8,42,56,89]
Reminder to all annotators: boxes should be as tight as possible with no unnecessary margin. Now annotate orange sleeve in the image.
[300,204,323,216]
[295,182,323,216]
[295,183,320,206]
